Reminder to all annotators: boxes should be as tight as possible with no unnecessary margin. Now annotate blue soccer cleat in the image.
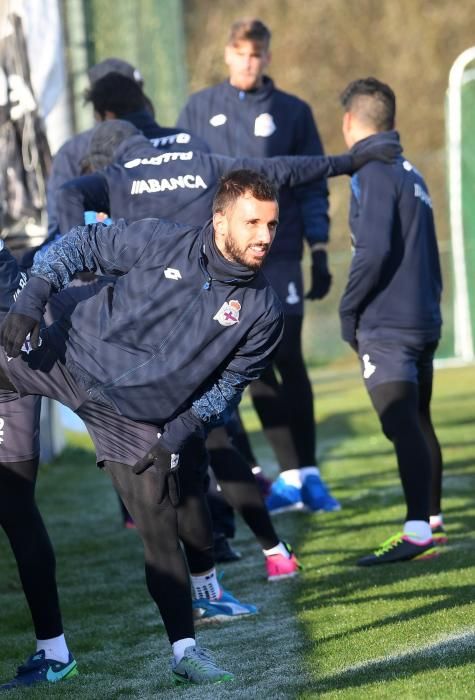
[193,585,258,622]
[301,473,341,512]
[265,477,305,514]
[0,650,78,691]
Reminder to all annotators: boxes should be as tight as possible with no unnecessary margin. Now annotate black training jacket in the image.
[339,131,442,345]
[177,77,329,261]
[46,110,209,237]
[15,219,284,452]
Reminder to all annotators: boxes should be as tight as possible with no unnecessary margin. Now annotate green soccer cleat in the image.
[171,645,234,685]
[357,532,438,566]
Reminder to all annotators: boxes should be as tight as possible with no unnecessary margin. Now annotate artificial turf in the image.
[0,364,473,698]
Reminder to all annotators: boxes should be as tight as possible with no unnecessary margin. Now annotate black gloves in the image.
[350,138,402,173]
[306,249,332,300]
[0,313,41,357]
[133,437,181,506]
[0,276,51,357]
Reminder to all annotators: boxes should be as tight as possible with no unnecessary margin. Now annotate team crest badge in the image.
[254,112,276,137]
[213,299,241,326]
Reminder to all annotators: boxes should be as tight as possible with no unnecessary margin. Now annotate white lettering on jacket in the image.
[130,175,207,194]
[124,151,193,169]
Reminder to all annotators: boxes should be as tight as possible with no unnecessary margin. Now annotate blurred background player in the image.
[177,18,340,514]
[44,58,209,248]
[338,77,445,565]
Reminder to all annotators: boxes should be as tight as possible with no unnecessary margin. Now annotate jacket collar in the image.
[351,130,402,155]
[199,222,257,284]
[221,76,274,103]
[122,110,161,136]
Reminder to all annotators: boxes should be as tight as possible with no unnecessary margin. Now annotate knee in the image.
[379,405,418,442]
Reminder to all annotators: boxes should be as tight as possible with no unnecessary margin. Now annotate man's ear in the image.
[213,211,226,237]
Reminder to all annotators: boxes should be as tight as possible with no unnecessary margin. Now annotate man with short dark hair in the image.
[0,170,283,688]
[339,77,445,565]
[178,17,339,514]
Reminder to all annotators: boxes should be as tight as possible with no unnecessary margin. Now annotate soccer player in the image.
[338,77,445,565]
[177,18,338,514]
[0,171,287,688]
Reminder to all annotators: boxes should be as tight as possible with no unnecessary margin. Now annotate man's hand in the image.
[0,313,41,357]
[340,315,358,352]
[133,436,181,506]
[350,138,402,173]
[306,249,332,300]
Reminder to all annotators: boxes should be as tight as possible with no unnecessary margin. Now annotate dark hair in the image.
[227,18,271,49]
[340,77,396,131]
[213,169,278,215]
[84,73,146,118]
[88,119,140,170]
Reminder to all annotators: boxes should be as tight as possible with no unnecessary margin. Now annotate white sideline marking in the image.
[335,629,475,675]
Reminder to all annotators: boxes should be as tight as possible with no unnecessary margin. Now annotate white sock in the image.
[191,568,221,601]
[172,638,195,663]
[299,466,320,481]
[403,520,432,542]
[279,469,302,489]
[36,634,69,663]
[430,513,443,528]
[263,541,291,559]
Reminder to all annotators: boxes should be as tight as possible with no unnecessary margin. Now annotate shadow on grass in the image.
[313,630,475,694]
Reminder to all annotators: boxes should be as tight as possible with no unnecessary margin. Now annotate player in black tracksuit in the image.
[176,18,338,514]
[339,78,444,566]
[0,171,284,686]
[45,71,208,242]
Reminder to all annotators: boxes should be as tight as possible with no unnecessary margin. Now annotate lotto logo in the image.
[0,417,4,445]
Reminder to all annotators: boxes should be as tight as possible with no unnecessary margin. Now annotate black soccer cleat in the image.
[357,532,438,566]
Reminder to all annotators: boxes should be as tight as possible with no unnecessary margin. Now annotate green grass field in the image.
[0,365,474,699]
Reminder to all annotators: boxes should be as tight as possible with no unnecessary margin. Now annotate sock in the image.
[172,638,195,663]
[429,513,443,529]
[403,520,432,543]
[299,466,320,481]
[279,469,302,489]
[190,568,221,601]
[252,465,263,475]
[263,541,291,559]
[36,634,69,664]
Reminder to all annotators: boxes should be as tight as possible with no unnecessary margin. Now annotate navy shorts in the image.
[263,259,303,316]
[357,335,438,392]
[0,392,41,462]
[0,341,158,468]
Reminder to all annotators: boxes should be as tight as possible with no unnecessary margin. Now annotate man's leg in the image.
[356,348,438,566]
[102,460,196,643]
[417,343,445,543]
[0,395,76,691]
[207,427,301,581]
[253,316,340,513]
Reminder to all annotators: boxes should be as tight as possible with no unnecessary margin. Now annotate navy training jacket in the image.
[177,77,329,261]
[56,133,355,234]
[339,131,442,345]
[46,110,209,237]
[16,219,283,452]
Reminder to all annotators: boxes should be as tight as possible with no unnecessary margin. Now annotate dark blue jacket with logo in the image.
[177,77,329,261]
[46,109,209,237]
[56,134,354,234]
[339,131,442,345]
[15,218,283,452]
